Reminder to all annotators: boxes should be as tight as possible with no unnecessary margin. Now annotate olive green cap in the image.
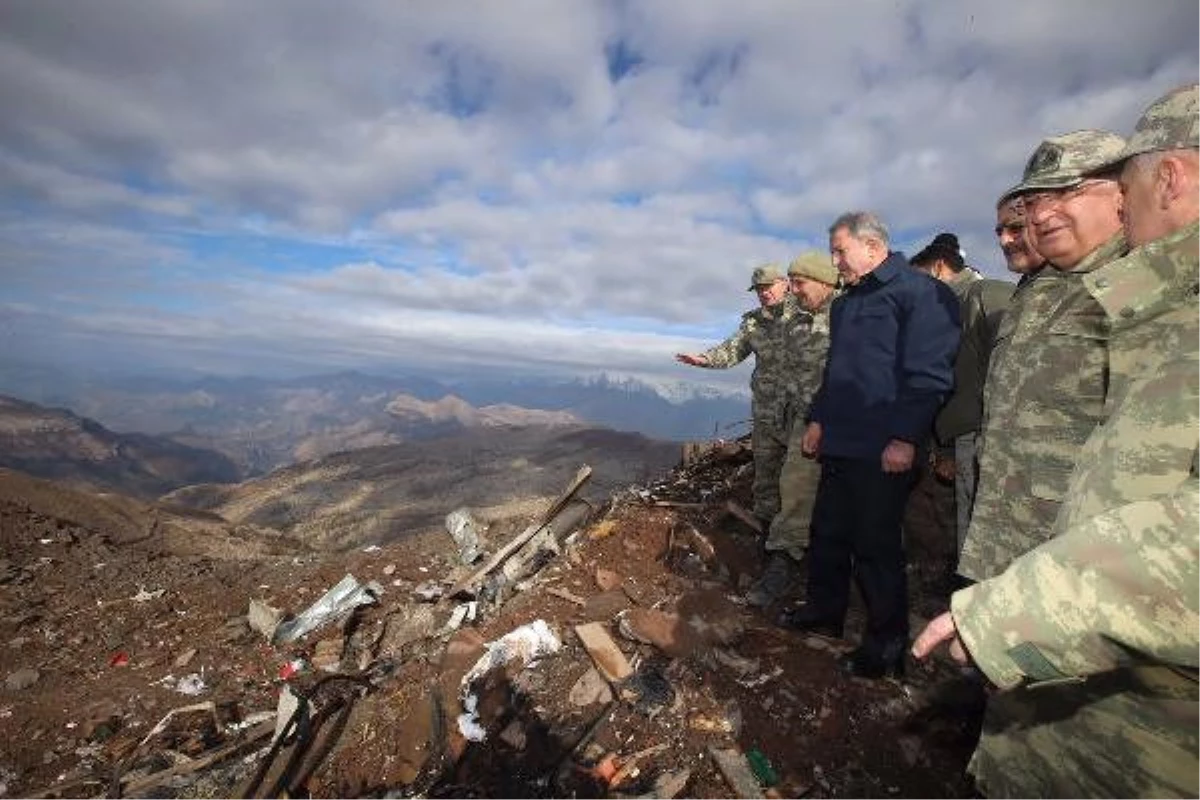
[786,252,839,286]
[1090,83,1199,173]
[747,263,785,290]
[999,129,1127,203]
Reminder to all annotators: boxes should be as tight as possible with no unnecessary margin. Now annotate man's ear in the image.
[1157,155,1188,207]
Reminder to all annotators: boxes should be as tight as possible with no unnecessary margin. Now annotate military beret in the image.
[786,252,839,286]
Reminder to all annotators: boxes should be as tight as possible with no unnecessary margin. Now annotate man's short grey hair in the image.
[829,211,890,247]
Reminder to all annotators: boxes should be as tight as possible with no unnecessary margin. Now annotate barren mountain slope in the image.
[165,425,679,550]
[0,395,240,498]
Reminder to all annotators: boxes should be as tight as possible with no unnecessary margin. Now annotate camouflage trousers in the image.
[766,419,821,561]
[750,417,789,529]
[970,669,1199,797]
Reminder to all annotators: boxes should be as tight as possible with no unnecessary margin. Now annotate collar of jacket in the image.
[1085,220,1199,331]
[1060,231,1128,275]
[850,251,908,289]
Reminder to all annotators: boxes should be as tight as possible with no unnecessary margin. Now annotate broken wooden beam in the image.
[574,622,633,682]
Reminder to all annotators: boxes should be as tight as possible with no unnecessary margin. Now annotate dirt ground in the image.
[0,443,984,798]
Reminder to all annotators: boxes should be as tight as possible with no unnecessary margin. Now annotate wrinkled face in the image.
[1118,153,1168,249]
[789,275,835,311]
[1023,178,1123,269]
[829,227,883,285]
[754,278,789,306]
[994,198,1043,274]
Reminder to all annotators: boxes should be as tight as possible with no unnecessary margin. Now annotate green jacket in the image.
[934,272,1015,445]
[952,222,1199,797]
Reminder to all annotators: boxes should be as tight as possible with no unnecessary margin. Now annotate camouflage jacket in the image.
[701,294,813,426]
[959,233,1127,580]
[950,222,1199,797]
[782,297,832,428]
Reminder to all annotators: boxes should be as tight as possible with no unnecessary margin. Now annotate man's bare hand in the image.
[912,611,972,665]
[881,439,915,473]
[675,353,708,367]
[933,453,956,484]
[800,422,822,458]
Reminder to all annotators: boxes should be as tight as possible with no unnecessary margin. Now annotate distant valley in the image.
[0,390,681,550]
[1,366,749,475]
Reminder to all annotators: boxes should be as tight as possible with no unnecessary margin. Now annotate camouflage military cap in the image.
[747,263,785,290]
[1000,129,1127,202]
[1090,83,1199,173]
[786,252,839,286]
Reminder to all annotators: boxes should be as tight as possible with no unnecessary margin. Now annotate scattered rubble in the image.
[0,438,983,797]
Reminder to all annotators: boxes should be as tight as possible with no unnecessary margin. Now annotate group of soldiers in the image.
[677,83,1199,796]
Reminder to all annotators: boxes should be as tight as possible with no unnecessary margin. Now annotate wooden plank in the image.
[541,465,593,525]
[121,720,276,796]
[446,464,593,598]
[547,586,587,606]
[708,746,765,799]
[574,622,633,682]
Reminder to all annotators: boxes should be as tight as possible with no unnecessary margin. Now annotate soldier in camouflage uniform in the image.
[914,83,1199,798]
[675,264,808,528]
[958,129,1129,582]
[746,252,839,607]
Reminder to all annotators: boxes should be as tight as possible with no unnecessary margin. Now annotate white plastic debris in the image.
[174,672,208,696]
[132,587,165,602]
[443,604,470,633]
[272,574,383,644]
[456,620,561,742]
[445,508,482,565]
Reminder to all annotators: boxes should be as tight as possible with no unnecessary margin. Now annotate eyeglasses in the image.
[1022,179,1112,213]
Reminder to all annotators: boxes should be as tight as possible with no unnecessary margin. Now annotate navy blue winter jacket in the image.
[807,252,960,460]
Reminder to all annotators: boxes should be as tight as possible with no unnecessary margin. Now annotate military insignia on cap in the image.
[1024,142,1062,178]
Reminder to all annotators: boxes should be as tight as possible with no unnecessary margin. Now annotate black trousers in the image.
[805,455,916,655]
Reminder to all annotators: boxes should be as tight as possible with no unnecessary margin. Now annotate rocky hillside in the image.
[0,395,241,499]
[0,440,983,799]
[165,425,680,551]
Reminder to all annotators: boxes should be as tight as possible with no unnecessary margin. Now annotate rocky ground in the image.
[0,442,984,799]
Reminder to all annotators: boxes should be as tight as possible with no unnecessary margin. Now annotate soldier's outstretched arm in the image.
[700,321,754,369]
[947,475,1200,690]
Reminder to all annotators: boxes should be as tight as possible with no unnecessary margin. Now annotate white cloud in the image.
[0,0,1195,390]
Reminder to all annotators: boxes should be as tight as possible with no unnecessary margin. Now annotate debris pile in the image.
[0,440,985,798]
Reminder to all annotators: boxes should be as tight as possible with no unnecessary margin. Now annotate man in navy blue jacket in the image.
[788,211,960,678]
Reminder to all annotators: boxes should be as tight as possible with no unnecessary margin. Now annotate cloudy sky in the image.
[1,1,1196,394]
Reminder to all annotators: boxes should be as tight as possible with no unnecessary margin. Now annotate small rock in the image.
[247,599,283,641]
[382,564,397,576]
[173,648,197,668]
[594,567,622,592]
[568,667,613,707]
[583,589,630,621]
[5,668,39,691]
[498,720,527,750]
[312,638,344,673]
[648,769,692,799]
[413,581,444,602]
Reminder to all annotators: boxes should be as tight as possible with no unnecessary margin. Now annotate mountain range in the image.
[0,364,749,474]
